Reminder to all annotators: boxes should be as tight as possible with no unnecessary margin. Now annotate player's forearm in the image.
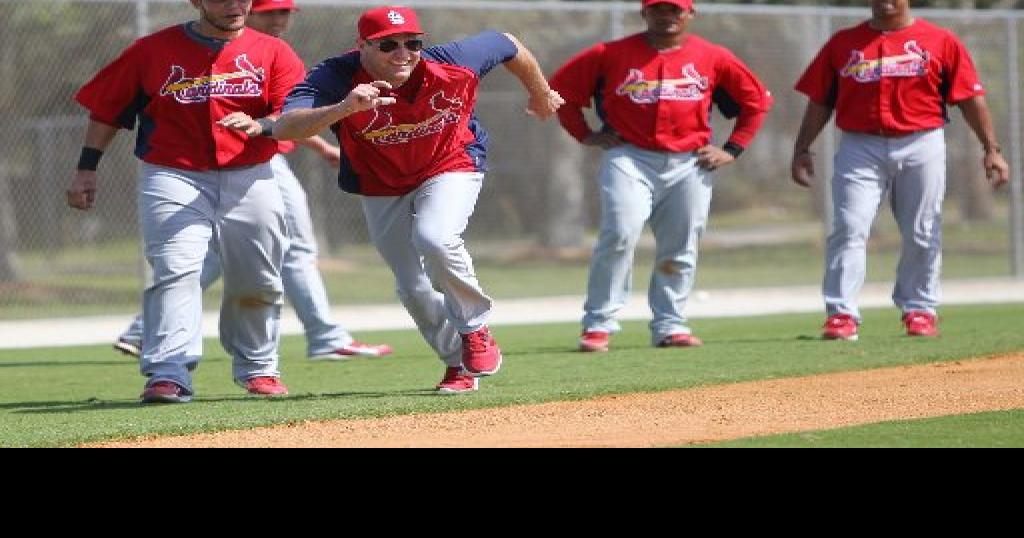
[793,101,833,155]
[958,95,1002,152]
[727,109,769,151]
[275,104,350,141]
[557,106,593,143]
[84,120,119,151]
[502,33,554,99]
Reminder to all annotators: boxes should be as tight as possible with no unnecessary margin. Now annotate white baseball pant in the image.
[824,128,946,321]
[361,172,492,368]
[138,162,287,394]
[583,144,714,345]
[122,155,355,357]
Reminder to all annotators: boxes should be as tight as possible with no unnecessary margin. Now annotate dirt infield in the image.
[87,354,1024,448]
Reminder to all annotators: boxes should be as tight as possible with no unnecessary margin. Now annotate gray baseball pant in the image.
[583,144,714,345]
[824,128,946,321]
[122,155,354,357]
[138,162,286,394]
[361,172,492,368]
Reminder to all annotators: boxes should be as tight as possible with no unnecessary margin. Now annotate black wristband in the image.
[257,118,275,137]
[77,147,104,171]
[723,142,745,159]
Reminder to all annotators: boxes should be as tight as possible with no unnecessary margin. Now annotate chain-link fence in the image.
[1,0,1022,321]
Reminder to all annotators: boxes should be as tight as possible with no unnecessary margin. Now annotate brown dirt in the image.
[86,354,1024,448]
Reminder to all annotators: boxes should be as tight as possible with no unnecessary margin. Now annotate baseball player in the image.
[226,5,564,393]
[113,0,394,362]
[68,0,306,403]
[550,0,772,352]
[792,0,1010,341]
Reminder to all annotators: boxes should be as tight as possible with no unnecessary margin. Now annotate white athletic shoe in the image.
[309,341,394,361]
[113,338,141,358]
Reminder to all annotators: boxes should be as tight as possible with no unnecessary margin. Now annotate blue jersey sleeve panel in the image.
[422,31,517,77]
[282,52,364,193]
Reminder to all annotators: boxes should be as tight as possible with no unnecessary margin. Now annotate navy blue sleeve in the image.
[422,31,517,78]
[284,52,360,113]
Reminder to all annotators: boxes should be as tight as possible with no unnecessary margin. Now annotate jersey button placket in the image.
[655,59,670,146]
[877,38,891,136]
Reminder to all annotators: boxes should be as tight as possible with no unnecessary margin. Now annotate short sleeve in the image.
[75,39,148,129]
[422,31,517,77]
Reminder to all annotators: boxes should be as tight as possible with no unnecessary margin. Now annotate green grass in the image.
[1,303,1023,447]
[0,216,1014,319]
[702,410,1024,448]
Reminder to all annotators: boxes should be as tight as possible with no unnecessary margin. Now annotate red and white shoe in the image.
[579,331,610,353]
[903,311,939,337]
[310,341,394,361]
[461,327,502,377]
[140,381,192,404]
[241,376,289,397]
[823,314,859,341]
[436,367,480,394]
[657,333,704,348]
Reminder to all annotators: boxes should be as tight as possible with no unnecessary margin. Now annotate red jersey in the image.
[284,31,517,196]
[795,19,985,136]
[76,24,305,170]
[550,33,772,153]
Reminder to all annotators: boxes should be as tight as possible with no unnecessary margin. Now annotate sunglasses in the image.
[369,39,425,53]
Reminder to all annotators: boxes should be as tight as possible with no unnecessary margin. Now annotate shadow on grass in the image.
[3,388,444,414]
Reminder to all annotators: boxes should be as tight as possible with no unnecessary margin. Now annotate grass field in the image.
[0,215,1015,320]
[1,303,1023,447]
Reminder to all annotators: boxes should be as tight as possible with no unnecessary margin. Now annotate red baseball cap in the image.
[251,0,299,13]
[358,6,424,41]
[642,0,694,10]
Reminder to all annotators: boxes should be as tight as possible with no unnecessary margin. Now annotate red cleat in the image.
[461,327,502,377]
[903,311,939,337]
[823,314,859,341]
[242,376,289,396]
[579,331,610,352]
[657,333,704,348]
[436,367,480,394]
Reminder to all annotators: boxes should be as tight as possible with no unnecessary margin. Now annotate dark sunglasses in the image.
[371,39,425,53]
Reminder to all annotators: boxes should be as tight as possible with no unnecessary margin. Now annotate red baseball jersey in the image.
[76,24,305,170]
[285,31,517,196]
[795,19,985,136]
[550,33,772,153]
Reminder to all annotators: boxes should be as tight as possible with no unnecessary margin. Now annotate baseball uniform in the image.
[283,29,516,372]
[551,32,772,345]
[77,22,305,396]
[795,18,986,322]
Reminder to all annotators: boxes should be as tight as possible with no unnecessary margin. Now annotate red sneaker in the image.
[823,314,859,341]
[461,327,502,377]
[310,341,394,360]
[579,331,610,353]
[140,381,192,404]
[242,376,289,396]
[903,311,939,337]
[657,333,704,348]
[436,367,480,394]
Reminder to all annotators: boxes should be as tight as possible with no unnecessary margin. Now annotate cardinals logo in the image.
[615,64,709,104]
[361,92,463,145]
[841,41,930,83]
[160,54,265,104]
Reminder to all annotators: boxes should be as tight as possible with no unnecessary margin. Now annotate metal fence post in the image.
[1009,17,1024,278]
